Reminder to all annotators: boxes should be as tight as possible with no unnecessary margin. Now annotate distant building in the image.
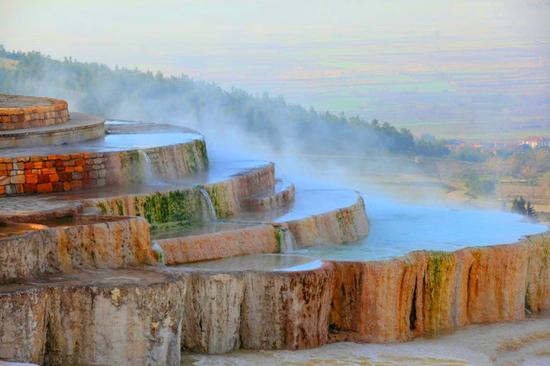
[520,136,549,149]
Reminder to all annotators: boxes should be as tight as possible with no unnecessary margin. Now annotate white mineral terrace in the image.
[0,104,549,365]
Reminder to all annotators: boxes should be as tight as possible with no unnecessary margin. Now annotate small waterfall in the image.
[199,187,217,222]
[281,228,297,253]
[151,240,166,265]
[137,150,155,183]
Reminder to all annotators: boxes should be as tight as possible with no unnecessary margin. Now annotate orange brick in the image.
[36,183,53,193]
[24,162,33,169]
[33,162,43,169]
[24,183,37,192]
[70,180,82,189]
[10,175,25,184]
[0,186,4,194]
[25,174,38,184]
[42,168,56,175]
[63,182,71,191]
[49,173,59,182]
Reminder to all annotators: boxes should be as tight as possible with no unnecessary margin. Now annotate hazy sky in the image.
[2,0,550,134]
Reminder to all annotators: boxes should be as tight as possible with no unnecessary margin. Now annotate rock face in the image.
[181,272,244,354]
[525,233,550,312]
[0,136,207,196]
[244,182,295,212]
[330,235,550,343]
[44,269,186,366]
[0,269,186,365]
[0,284,48,364]
[284,195,369,247]
[0,233,549,364]
[0,216,156,283]
[239,263,334,350]
[159,225,278,264]
[173,262,335,354]
[106,139,208,185]
[89,163,275,223]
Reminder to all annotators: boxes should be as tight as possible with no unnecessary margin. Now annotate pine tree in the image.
[526,201,536,217]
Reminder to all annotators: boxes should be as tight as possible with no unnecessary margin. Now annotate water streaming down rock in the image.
[199,188,217,222]
[151,240,166,264]
[137,149,155,183]
[281,228,297,252]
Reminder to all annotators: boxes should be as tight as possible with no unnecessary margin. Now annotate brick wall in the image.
[0,139,209,196]
[0,153,109,195]
[0,98,69,130]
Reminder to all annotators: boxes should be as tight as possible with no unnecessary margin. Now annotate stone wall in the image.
[159,225,279,264]
[284,195,369,247]
[0,96,69,130]
[244,182,295,212]
[0,233,549,364]
[0,216,156,283]
[329,233,550,343]
[0,139,208,196]
[90,163,275,224]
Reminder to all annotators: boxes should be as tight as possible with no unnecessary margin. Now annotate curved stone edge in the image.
[0,198,83,223]
[158,225,279,264]
[155,191,369,265]
[0,268,185,365]
[88,163,275,224]
[0,138,208,196]
[0,216,156,283]
[244,181,295,212]
[329,231,550,343]
[0,95,69,131]
[0,112,105,149]
[282,193,369,247]
[1,233,548,363]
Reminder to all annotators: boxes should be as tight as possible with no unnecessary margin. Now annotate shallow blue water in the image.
[293,196,548,261]
[0,131,203,157]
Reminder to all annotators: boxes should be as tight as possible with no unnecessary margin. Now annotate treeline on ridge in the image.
[0,46,449,157]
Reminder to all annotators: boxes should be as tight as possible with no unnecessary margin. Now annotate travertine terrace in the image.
[0,94,548,365]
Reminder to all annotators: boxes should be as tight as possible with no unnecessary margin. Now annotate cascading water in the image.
[199,187,217,222]
[151,240,166,265]
[281,228,297,253]
[137,150,155,183]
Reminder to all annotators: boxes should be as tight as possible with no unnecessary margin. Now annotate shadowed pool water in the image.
[292,196,548,261]
[0,131,203,157]
[177,254,324,272]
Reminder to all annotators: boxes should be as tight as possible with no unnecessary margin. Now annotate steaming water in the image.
[151,240,166,265]
[180,254,324,272]
[183,192,547,272]
[137,150,155,183]
[280,229,297,253]
[198,188,217,222]
[0,131,203,157]
[293,195,548,261]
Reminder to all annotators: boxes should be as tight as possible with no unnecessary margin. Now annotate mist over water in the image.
[201,119,547,262]
[1,1,548,262]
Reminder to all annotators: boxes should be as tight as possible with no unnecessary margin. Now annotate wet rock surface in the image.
[0,216,156,283]
[329,234,550,343]
[0,96,548,365]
